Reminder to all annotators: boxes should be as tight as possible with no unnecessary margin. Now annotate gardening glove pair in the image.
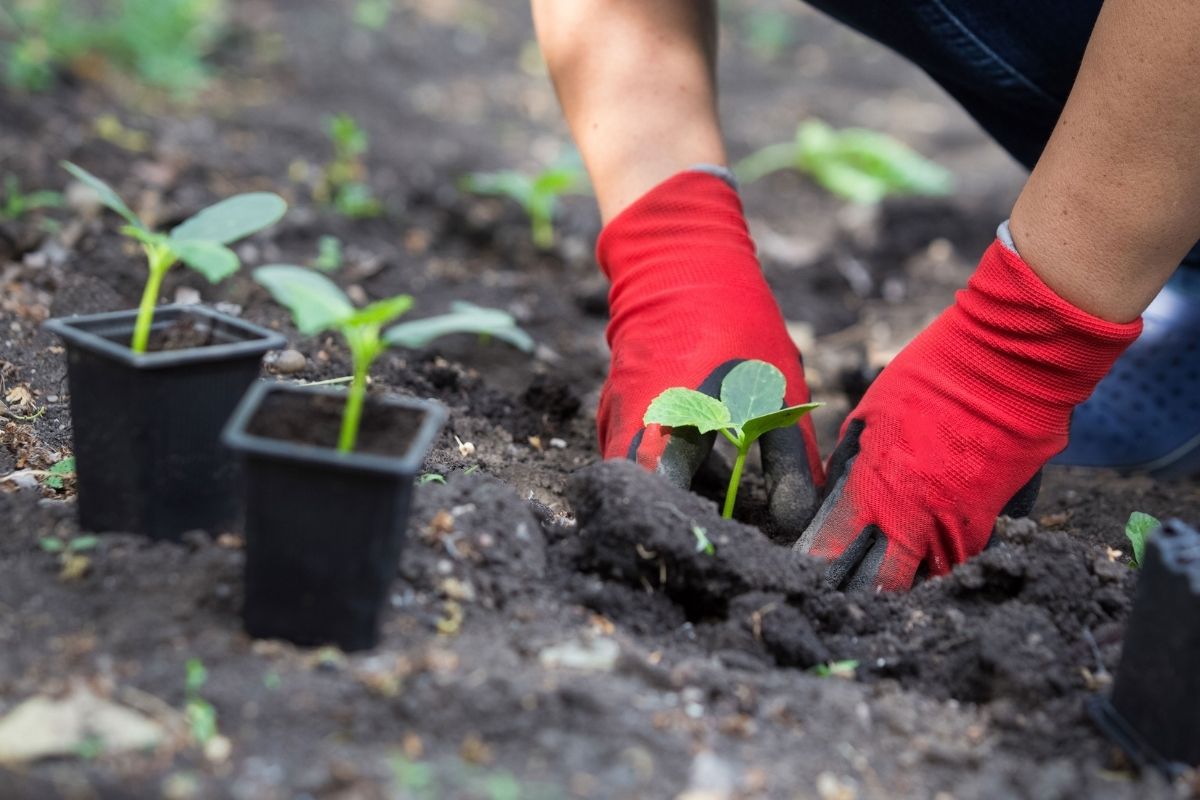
[596,169,825,531]
[794,233,1143,591]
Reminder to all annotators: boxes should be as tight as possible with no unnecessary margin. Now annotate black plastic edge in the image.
[43,304,287,370]
[222,380,449,478]
[1086,695,1188,780]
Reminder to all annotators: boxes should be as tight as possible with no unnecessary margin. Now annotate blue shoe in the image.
[1053,272,1200,478]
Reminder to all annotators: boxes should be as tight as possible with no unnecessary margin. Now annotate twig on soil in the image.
[298,375,355,387]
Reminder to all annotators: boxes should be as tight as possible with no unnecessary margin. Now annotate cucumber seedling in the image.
[460,157,589,250]
[733,119,953,204]
[1,174,62,221]
[644,360,820,519]
[1125,511,1161,569]
[61,162,286,354]
[254,265,532,453]
[318,113,381,218]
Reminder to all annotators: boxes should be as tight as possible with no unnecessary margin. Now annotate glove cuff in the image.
[947,240,1143,429]
[596,170,762,294]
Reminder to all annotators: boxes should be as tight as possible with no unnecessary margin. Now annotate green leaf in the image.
[39,537,65,553]
[1125,511,1160,569]
[692,524,715,556]
[254,265,355,335]
[169,192,287,245]
[173,240,239,283]
[120,225,167,247]
[796,120,953,203]
[185,658,208,693]
[811,659,859,679]
[60,161,144,229]
[643,388,733,435]
[384,303,534,352]
[460,171,533,205]
[345,294,414,328]
[741,402,823,444]
[532,166,583,196]
[720,361,787,428]
[68,535,98,552]
[41,456,75,490]
[418,473,446,485]
[732,141,802,185]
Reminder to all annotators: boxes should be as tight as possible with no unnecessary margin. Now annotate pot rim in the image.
[43,304,287,370]
[222,381,448,477]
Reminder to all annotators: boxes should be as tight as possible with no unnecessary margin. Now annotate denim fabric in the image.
[803,0,1200,271]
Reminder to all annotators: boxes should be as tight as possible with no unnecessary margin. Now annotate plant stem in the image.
[131,246,172,354]
[338,360,368,453]
[722,444,750,520]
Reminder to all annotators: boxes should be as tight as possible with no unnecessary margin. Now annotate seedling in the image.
[40,455,75,490]
[460,157,589,249]
[61,162,286,354]
[691,523,715,556]
[811,659,860,679]
[644,360,821,519]
[1,0,225,96]
[313,234,343,272]
[733,119,953,204]
[418,473,446,485]
[39,533,97,580]
[1125,511,1160,569]
[184,658,218,746]
[1,174,62,221]
[353,0,392,30]
[254,265,532,452]
[318,113,381,218]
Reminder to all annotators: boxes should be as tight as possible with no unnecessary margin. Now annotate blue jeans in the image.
[805,0,1200,272]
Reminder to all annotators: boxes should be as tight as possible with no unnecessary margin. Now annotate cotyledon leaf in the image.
[170,192,287,245]
[253,265,355,335]
[643,388,733,435]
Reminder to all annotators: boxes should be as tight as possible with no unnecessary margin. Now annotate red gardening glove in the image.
[597,170,825,530]
[795,239,1142,591]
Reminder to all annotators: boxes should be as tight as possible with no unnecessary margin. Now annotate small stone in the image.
[548,438,567,449]
[174,287,201,305]
[273,350,306,375]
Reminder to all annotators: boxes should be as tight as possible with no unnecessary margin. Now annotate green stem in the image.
[722,444,750,520]
[338,360,368,453]
[131,247,172,354]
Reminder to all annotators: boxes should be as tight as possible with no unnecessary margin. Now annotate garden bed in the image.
[2,1,1198,797]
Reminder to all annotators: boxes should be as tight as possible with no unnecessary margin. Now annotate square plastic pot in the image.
[1089,518,1200,777]
[222,381,447,652]
[43,305,285,541]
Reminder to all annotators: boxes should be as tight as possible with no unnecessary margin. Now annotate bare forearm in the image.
[531,0,725,221]
[1011,0,1200,323]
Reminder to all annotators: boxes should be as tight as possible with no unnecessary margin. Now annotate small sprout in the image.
[41,455,75,490]
[184,658,218,746]
[460,155,589,249]
[811,659,860,679]
[60,162,286,354]
[1125,511,1160,569]
[254,266,532,453]
[734,119,953,204]
[418,473,447,485]
[462,464,480,476]
[644,360,821,519]
[1,174,62,221]
[692,524,715,556]
[318,113,381,218]
[455,436,476,458]
[313,234,343,272]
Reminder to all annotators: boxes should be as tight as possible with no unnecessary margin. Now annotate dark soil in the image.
[244,390,425,457]
[1,1,1198,798]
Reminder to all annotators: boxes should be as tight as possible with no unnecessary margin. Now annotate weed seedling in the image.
[1,174,62,221]
[418,473,446,485]
[691,523,715,556]
[61,162,286,354]
[40,455,75,490]
[644,360,821,519]
[460,157,589,249]
[734,119,953,204]
[39,533,97,580]
[1125,511,1160,569]
[254,266,532,452]
[318,113,381,218]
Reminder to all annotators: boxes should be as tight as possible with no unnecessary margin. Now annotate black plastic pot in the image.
[222,381,447,651]
[43,305,285,540]
[1089,519,1200,777]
